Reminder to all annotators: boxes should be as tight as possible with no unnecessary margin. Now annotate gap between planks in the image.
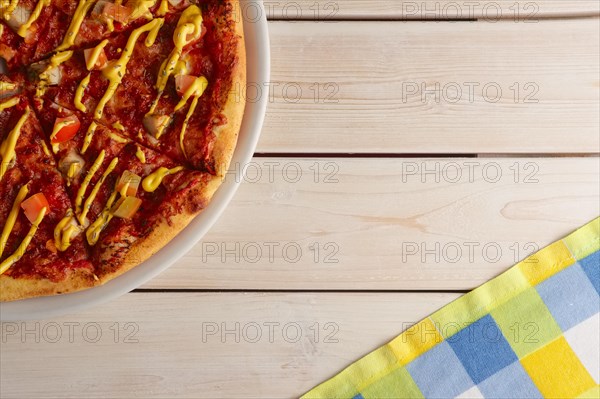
[263,0,600,21]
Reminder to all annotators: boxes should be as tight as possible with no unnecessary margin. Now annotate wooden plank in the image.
[263,1,600,20]
[258,20,600,154]
[142,157,600,290]
[0,292,460,399]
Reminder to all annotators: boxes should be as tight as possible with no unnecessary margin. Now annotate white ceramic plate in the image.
[0,0,270,321]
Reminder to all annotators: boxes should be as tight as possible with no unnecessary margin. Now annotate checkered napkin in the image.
[303,218,600,399]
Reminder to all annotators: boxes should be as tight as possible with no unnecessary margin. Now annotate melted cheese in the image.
[74,73,91,112]
[79,157,118,224]
[135,145,146,163]
[75,150,105,218]
[94,18,164,119]
[17,0,50,38]
[0,106,29,181]
[0,184,28,258]
[0,97,19,111]
[56,0,96,51]
[0,207,46,275]
[81,121,97,154]
[85,39,108,70]
[142,166,184,192]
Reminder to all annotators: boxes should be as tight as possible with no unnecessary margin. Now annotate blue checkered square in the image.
[447,315,518,383]
[536,264,600,331]
[478,362,542,398]
[406,341,474,397]
[579,251,600,296]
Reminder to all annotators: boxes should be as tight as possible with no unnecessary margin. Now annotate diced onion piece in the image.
[52,115,81,143]
[5,5,31,31]
[46,66,62,85]
[175,74,197,97]
[112,197,142,219]
[93,1,132,24]
[116,170,141,197]
[58,149,85,178]
[0,83,19,99]
[83,47,108,70]
[143,114,170,137]
[168,0,184,6]
[21,193,50,223]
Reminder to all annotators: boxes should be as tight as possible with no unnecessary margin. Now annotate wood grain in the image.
[258,19,600,154]
[264,1,600,20]
[0,292,460,399]
[141,157,600,290]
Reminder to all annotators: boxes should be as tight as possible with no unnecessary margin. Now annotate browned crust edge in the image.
[0,269,97,302]
[211,0,246,177]
[95,175,223,286]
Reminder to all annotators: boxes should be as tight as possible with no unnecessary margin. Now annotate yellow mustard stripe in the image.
[75,149,105,217]
[74,73,91,112]
[142,166,184,193]
[179,95,197,159]
[155,6,202,93]
[0,184,28,258]
[94,18,163,120]
[79,157,118,224]
[86,188,118,245]
[0,97,19,111]
[84,39,108,70]
[1,0,20,21]
[49,117,77,153]
[0,106,29,181]
[54,210,78,252]
[56,0,96,51]
[156,0,168,16]
[0,81,17,94]
[135,145,146,163]
[0,207,46,275]
[35,51,73,97]
[81,121,97,154]
[108,131,128,143]
[127,0,158,20]
[17,0,50,38]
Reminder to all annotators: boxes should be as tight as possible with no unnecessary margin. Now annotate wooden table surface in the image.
[2,2,599,398]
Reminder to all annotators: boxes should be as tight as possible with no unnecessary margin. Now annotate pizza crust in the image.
[210,0,246,177]
[0,269,97,302]
[94,174,223,286]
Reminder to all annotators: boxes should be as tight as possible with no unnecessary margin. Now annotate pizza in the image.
[0,0,245,301]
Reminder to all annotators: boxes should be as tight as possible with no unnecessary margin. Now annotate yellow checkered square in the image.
[519,240,575,286]
[521,337,596,398]
[388,318,442,365]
